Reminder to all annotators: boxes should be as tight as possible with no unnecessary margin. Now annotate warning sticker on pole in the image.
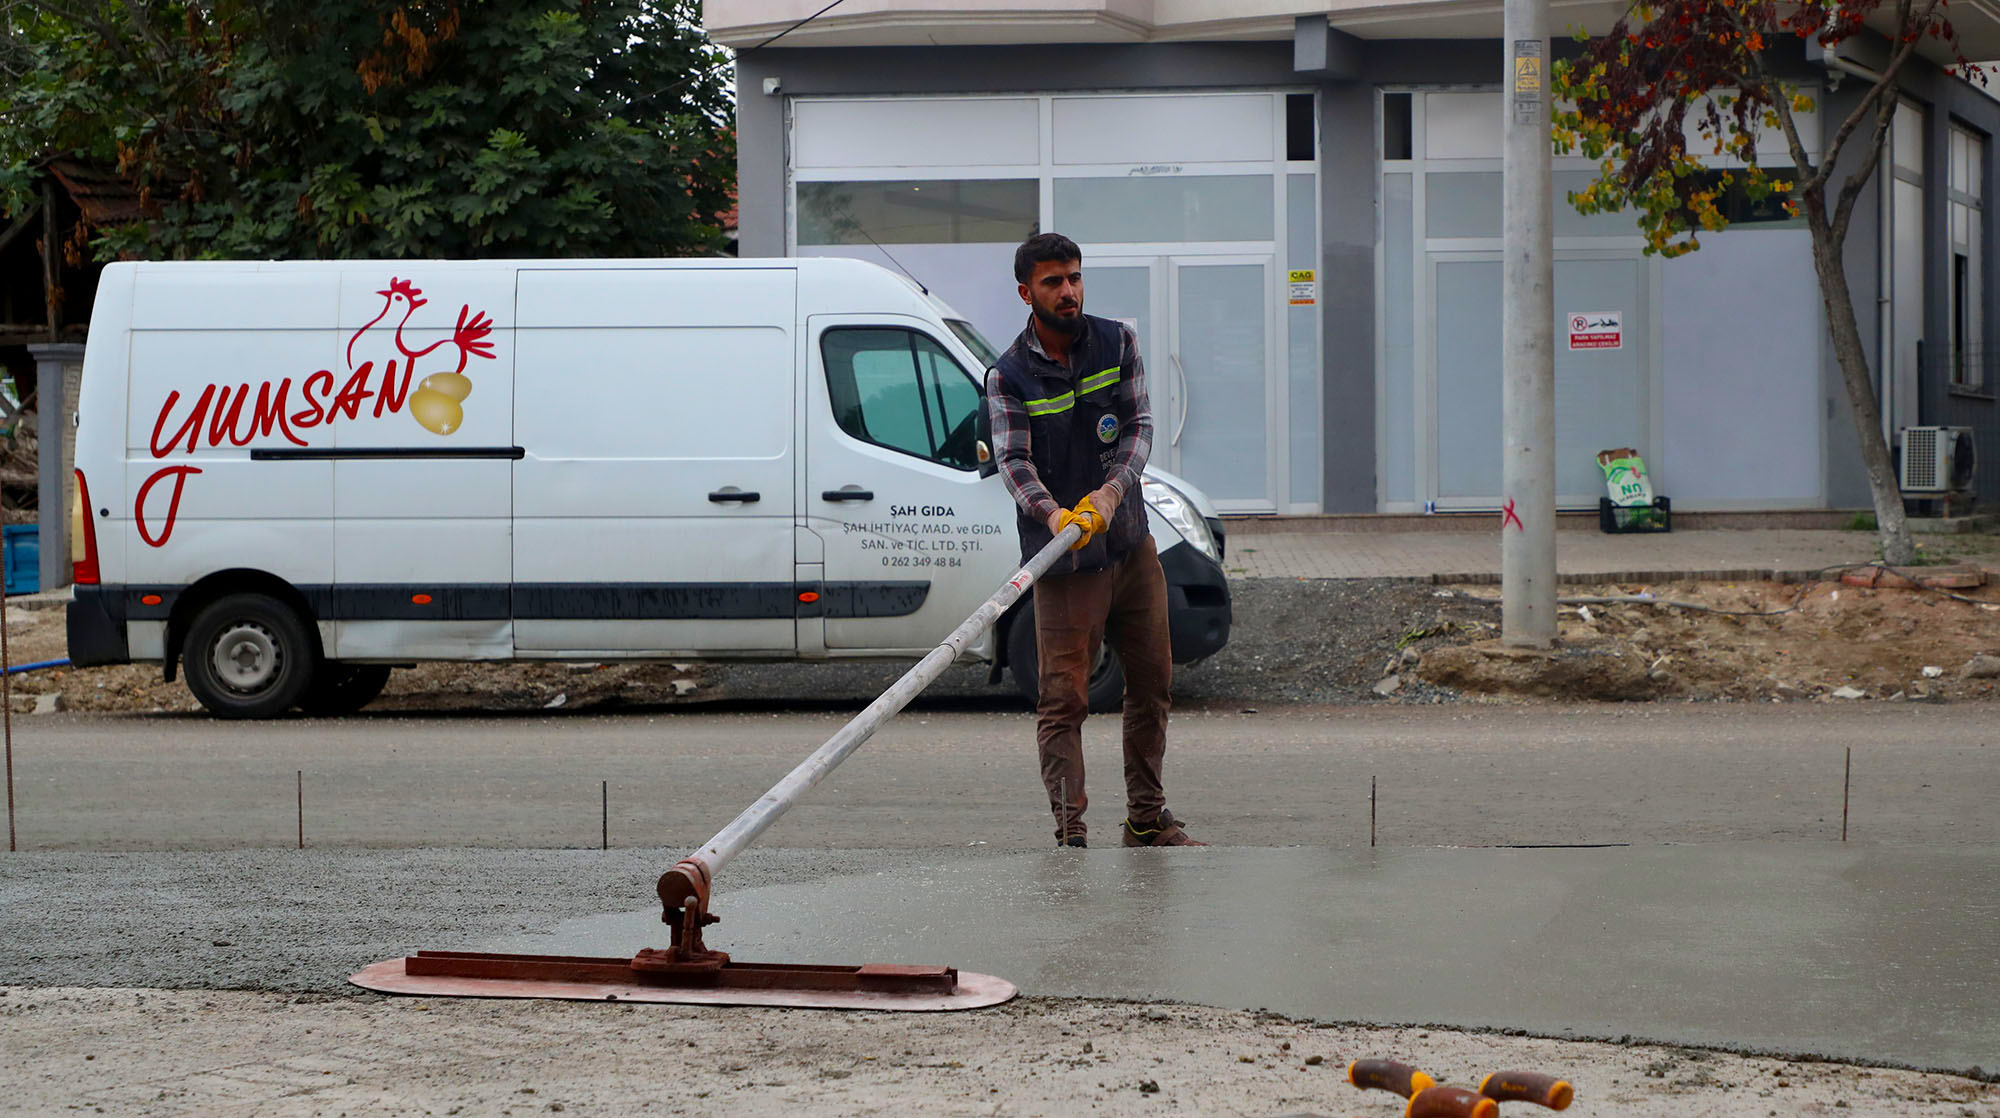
[1567,311,1623,350]
[1288,269,1316,306]
[1512,39,1544,124]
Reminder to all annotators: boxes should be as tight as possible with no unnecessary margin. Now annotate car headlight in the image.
[1143,477,1219,563]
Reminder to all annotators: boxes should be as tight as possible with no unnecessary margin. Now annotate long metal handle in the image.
[671,524,1083,891]
[1170,352,1189,447]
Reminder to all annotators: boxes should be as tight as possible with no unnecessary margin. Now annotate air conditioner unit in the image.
[1899,425,1977,492]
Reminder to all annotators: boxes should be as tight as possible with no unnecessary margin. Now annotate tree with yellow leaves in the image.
[1554,0,1980,562]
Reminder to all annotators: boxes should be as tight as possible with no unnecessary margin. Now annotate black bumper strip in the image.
[250,446,525,461]
[88,578,940,641]
[797,581,931,619]
[513,582,799,621]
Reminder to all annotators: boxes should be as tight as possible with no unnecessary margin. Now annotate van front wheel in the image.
[182,593,319,719]
[1006,603,1125,715]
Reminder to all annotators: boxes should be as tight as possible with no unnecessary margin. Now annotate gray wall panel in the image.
[1906,54,2000,500]
[1320,83,1378,512]
[1803,42,2000,508]
[735,59,788,260]
[741,43,1294,99]
[1817,79,1880,509]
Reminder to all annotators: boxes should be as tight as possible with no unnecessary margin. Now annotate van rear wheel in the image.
[297,664,392,716]
[182,593,319,719]
[1006,602,1125,715]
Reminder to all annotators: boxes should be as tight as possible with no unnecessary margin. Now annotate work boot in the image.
[1122,809,1206,847]
[1059,835,1087,848]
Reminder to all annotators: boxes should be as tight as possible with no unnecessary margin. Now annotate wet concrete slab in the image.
[484,843,2000,1075]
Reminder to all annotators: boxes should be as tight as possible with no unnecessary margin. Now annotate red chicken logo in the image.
[346,277,496,435]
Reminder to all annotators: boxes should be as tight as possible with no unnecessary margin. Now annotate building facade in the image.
[707,1,2000,515]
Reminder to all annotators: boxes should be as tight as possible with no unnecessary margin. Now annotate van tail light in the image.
[72,468,100,585]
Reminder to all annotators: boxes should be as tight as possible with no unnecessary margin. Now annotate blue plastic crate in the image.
[4,524,39,595]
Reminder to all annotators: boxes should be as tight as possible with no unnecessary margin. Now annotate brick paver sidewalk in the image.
[1222,527,2000,582]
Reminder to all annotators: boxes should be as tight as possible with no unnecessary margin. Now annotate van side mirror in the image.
[975,407,997,478]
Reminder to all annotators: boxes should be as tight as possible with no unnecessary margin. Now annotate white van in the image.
[66,258,1232,718]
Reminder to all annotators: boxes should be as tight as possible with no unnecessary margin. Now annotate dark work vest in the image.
[993,314,1147,574]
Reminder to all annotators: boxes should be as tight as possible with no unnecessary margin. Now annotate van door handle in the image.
[708,490,761,503]
[820,489,874,502]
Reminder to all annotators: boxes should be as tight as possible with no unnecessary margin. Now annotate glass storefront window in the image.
[797,179,1038,246]
[1053,175,1274,244]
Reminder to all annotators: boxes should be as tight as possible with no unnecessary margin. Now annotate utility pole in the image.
[1501,0,1557,647]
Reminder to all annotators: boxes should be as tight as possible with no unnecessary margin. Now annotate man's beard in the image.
[1032,301,1083,336]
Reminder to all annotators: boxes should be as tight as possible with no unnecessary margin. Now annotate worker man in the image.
[986,232,1204,849]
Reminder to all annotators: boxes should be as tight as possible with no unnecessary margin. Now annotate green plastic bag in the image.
[1597,448,1659,527]
[1597,448,1653,507]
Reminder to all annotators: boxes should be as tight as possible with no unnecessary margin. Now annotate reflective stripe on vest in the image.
[1024,366,1120,415]
[1078,366,1121,395]
[1023,391,1075,417]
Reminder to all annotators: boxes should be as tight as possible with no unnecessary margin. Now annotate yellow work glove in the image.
[1073,496,1109,539]
[1047,506,1096,551]
[1078,486,1119,532]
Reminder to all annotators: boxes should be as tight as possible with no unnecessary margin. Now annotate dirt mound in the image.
[1418,639,1663,700]
[1418,574,2000,702]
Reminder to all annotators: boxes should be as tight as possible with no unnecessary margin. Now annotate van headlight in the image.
[1143,477,1219,563]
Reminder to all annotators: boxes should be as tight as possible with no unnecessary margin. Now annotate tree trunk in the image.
[1804,206,1916,564]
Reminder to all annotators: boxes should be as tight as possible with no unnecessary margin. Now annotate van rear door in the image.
[512,268,798,654]
[124,265,336,606]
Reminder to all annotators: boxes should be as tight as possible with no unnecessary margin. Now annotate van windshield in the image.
[945,320,1000,370]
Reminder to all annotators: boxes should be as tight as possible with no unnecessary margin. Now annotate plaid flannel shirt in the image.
[984,313,1153,526]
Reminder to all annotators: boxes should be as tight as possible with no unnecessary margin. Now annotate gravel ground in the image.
[695,578,1483,712]
[7,987,1996,1117]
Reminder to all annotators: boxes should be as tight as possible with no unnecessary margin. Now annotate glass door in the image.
[1081,254,1280,512]
[1172,255,1277,512]
[1082,257,1163,379]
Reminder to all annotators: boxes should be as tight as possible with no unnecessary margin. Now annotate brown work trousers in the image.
[1034,532,1172,842]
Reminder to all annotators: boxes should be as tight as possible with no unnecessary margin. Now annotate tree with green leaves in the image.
[0,0,735,261]
[1552,0,1978,563]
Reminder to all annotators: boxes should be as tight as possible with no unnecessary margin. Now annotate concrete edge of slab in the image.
[1075,998,2000,1084]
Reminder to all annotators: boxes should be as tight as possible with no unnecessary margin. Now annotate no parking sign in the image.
[1567,311,1622,350]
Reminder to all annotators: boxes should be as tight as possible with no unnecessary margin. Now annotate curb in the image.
[1230,567,1864,585]
[1225,510,1878,536]
[1431,568,1848,586]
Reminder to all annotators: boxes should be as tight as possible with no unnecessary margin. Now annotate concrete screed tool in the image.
[351,524,1091,1010]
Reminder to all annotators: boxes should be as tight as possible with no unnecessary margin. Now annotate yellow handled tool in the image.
[1408,1085,1499,1118]
[1480,1070,1574,1110]
[1348,1059,1499,1118]
[1348,1058,1436,1098]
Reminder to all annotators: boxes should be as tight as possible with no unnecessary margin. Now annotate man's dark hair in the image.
[1014,232,1082,284]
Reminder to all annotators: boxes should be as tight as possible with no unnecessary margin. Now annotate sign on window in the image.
[1567,311,1623,351]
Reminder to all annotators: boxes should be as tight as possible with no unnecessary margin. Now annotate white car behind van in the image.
[66,258,1231,717]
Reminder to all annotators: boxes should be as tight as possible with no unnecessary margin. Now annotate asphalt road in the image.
[3,702,1995,851]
